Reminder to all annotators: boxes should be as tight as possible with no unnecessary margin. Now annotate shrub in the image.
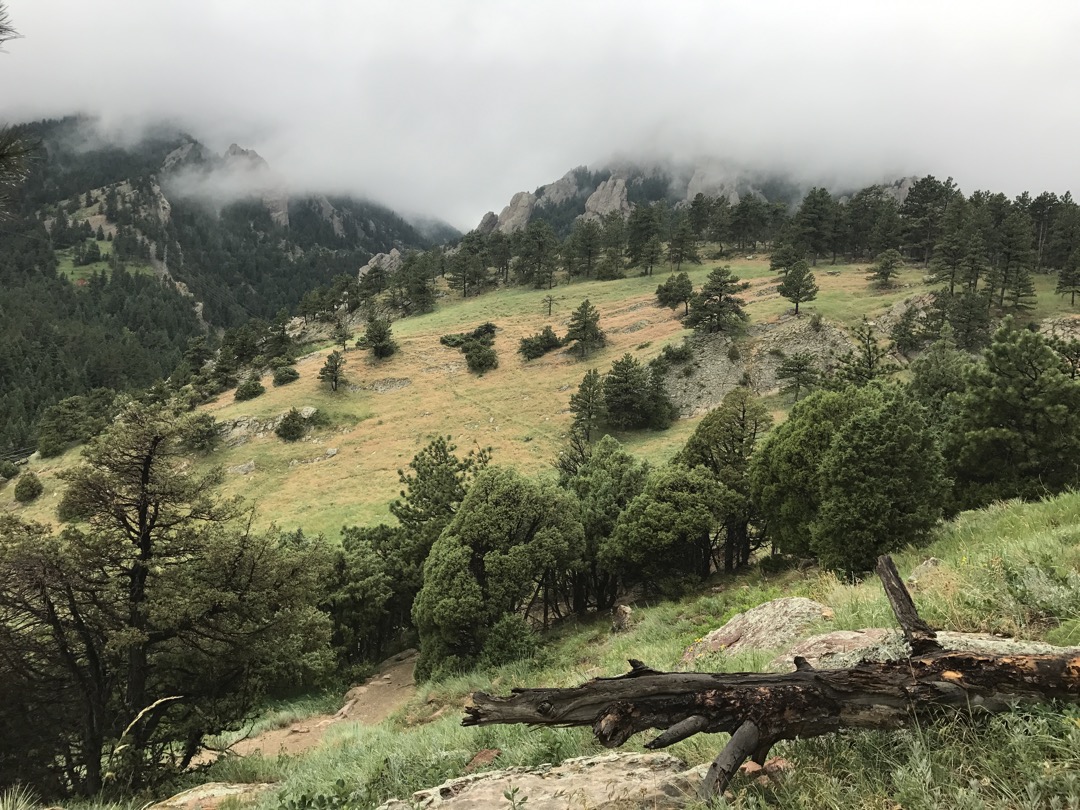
[518,326,563,360]
[441,322,497,348]
[727,343,741,362]
[276,408,307,442]
[809,311,824,332]
[660,341,694,365]
[0,460,18,480]
[480,614,539,668]
[13,472,43,503]
[272,365,300,386]
[234,377,265,401]
[464,341,498,374]
[179,413,221,454]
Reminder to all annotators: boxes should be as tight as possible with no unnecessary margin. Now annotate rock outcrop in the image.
[681,597,833,664]
[376,753,707,810]
[495,191,537,233]
[476,211,499,235]
[771,628,1080,672]
[537,169,584,207]
[582,177,631,221]
[358,248,404,281]
[148,782,276,810]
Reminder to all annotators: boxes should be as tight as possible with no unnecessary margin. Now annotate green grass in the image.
[54,243,155,283]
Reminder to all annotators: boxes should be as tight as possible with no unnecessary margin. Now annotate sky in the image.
[3,1,1080,230]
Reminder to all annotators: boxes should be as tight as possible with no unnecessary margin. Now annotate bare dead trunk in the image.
[463,555,1080,799]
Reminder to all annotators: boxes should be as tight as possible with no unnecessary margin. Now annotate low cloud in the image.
[3,1,1079,229]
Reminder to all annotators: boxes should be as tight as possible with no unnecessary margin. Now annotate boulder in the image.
[299,406,317,419]
[376,753,707,810]
[681,597,833,664]
[772,628,1080,672]
[147,782,276,810]
[611,604,633,633]
[906,557,944,589]
[227,460,256,475]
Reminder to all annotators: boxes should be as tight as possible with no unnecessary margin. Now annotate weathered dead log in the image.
[463,556,1080,799]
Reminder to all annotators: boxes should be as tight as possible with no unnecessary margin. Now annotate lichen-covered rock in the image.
[147,782,276,810]
[358,249,404,281]
[376,753,707,810]
[681,597,833,663]
[771,629,1080,671]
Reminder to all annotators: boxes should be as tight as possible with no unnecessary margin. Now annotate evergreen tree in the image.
[777,259,818,315]
[570,218,602,278]
[364,315,398,359]
[792,187,836,265]
[412,468,583,679]
[900,175,957,266]
[678,387,772,570]
[947,319,1080,508]
[776,352,819,401]
[688,193,713,240]
[667,211,700,270]
[1005,263,1037,310]
[625,204,660,271]
[318,350,347,391]
[569,368,607,442]
[833,318,896,386]
[330,319,353,352]
[870,248,904,286]
[655,272,694,316]
[707,196,732,248]
[769,242,803,274]
[603,353,653,430]
[564,298,606,358]
[1055,249,1080,306]
[908,323,974,426]
[812,391,946,573]
[890,306,924,356]
[684,265,749,334]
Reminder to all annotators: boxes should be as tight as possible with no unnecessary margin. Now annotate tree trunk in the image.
[463,555,1080,800]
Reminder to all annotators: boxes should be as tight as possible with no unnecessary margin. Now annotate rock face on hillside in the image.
[377,753,707,810]
[582,177,631,221]
[476,211,499,235]
[359,248,404,280]
[681,597,833,663]
[495,191,537,233]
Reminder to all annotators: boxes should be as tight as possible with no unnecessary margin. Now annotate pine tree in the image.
[834,318,897,386]
[364,315,398,359]
[564,299,605,358]
[319,350,347,392]
[684,265,749,334]
[777,259,818,315]
[571,219,602,278]
[569,368,607,441]
[1005,264,1037,310]
[667,212,700,270]
[776,352,819,401]
[330,320,353,352]
[602,354,652,430]
[655,272,694,316]
[869,248,904,286]
[1056,249,1080,306]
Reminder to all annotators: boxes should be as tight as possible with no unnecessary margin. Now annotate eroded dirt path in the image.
[205,650,417,760]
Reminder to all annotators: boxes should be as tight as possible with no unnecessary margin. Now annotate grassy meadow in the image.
[3,252,1076,541]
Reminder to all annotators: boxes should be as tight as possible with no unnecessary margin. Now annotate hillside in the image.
[5,250,1076,539]
[167,491,1080,809]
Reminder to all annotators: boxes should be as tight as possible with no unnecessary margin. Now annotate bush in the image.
[809,311,824,332]
[441,322,497,348]
[727,343,741,362]
[234,377,266,401]
[13,472,43,503]
[0,460,18,480]
[518,326,563,360]
[179,413,220,454]
[272,365,300,386]
[480,614,539,668]
[276,408,308,441]
[464,341,498,374]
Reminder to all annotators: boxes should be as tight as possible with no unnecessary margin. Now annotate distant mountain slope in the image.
[14,116,459,326]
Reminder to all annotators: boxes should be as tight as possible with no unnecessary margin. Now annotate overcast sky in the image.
[3,1,1079,229]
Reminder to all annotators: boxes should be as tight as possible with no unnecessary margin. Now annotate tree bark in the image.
[463,555,1080,800]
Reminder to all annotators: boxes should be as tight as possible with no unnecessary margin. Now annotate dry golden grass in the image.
[4,254,1064,540]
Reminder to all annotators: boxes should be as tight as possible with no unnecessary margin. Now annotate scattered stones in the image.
[376,752,707,810]
[325,448,338,458]
[681,597,833,664]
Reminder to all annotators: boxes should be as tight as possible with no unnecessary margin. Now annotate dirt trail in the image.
[208,650,417,760]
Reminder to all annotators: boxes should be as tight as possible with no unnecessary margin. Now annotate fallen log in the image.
[463,556,1080,799]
